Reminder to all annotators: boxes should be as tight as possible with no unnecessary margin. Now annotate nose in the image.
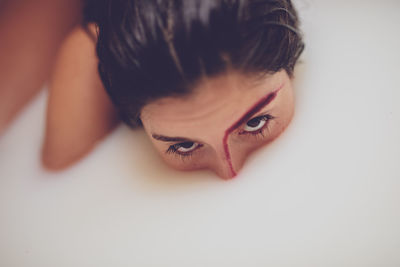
[214,163,237,179]
[211,147,245,180]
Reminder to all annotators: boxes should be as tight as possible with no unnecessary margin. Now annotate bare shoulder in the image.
[56,24,98,72]
[42,25,119,171]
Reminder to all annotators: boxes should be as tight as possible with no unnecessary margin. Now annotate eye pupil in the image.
[247,117,261,127]
[243,114,274,133]
[180,142,194,149]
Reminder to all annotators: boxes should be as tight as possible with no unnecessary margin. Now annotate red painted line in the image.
[222,83,284,178]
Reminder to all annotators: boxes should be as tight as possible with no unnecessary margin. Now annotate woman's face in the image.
[140,70,294,179]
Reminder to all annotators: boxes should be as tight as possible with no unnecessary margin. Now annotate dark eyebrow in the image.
[152,134,191,143]
[152,83,284,143]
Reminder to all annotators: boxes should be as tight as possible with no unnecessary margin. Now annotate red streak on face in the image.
[222,84,284,178]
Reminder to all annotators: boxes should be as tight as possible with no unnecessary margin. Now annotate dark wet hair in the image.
[84,0,304,126]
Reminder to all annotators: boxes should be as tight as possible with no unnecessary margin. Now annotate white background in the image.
[1,0,400,266]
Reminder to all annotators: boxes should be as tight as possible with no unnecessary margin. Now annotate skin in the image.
[0,0,81,134]
[141,69,295,179]
[0,1,117,170]
[42,26,119,170]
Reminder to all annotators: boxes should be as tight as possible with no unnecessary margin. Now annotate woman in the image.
[43,0,304,179]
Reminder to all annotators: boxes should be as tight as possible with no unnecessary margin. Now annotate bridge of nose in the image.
[206,135,242,179]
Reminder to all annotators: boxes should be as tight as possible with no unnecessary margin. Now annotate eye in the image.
[167,141,202,156]
[243,114,273,133]
[175,142,199,153]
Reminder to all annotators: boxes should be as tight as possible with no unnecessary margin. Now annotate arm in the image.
[0,0,81,133]
[42,26,119,170]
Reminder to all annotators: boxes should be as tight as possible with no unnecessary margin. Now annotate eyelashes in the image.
[165,113,275,159]
[166,142,203,158]
[239,114,275,136]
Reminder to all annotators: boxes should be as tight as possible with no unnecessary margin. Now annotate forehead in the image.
[140,71,286,137]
